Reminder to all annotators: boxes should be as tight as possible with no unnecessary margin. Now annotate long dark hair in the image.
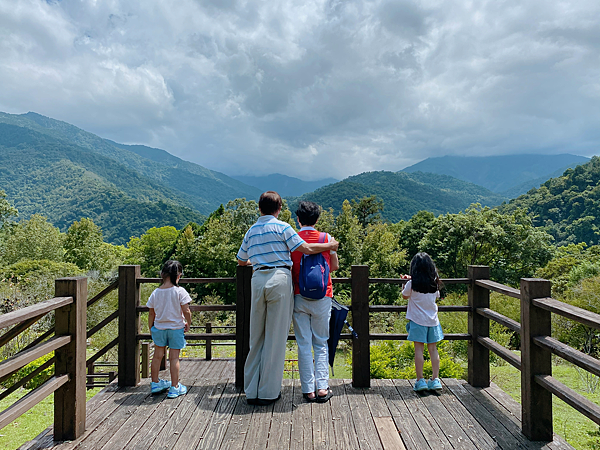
[161,260,183,286]
[409,252,442,294]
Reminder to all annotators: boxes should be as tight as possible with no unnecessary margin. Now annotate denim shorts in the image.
[406,321,444,344]
[151,326,186,349]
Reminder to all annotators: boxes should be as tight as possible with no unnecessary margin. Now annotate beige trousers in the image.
[244,268,294,400]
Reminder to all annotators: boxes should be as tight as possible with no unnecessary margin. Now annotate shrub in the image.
[3,353,54,390]
[369,340,464,379]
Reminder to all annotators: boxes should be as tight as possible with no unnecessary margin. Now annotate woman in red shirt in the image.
[291,201,339,403]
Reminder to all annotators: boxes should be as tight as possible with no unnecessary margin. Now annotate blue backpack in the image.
[298,232,330,300]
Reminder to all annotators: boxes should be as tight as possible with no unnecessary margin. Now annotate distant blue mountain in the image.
[402,154,590,194]
[231,173,338,197]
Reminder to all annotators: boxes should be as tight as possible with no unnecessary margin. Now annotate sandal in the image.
[303,392,317,403]
[316,387,333,403]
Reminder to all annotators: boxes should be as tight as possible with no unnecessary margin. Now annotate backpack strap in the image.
[318,232,326,244]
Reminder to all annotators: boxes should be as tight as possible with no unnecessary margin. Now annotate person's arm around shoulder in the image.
[297,236,339,255]
[327,234,339,271]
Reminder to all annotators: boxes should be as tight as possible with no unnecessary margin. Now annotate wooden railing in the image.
[0,277,87,441]
[3,263,600,444]
[468,265,600,441]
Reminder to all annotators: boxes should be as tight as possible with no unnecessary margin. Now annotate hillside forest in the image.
[4,164,600,447]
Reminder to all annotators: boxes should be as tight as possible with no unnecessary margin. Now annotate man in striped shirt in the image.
[237,191,338,405]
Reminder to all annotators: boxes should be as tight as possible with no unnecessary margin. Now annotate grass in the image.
[491,361,600,450]
[0,387,101,450]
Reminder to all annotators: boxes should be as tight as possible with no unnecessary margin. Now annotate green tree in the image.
[3,214,64,265]
[170,199,260,303]
[421,205,553,285]
[333,200,363,275]
[126,226,179,276]
[361,223,408,304]
[64,218,104,271]
[351,195,384,228]
[0,189,17,225]
[398,210,435,261]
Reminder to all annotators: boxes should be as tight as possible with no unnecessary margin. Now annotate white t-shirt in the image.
[402,280,440,327]
[147,286,192,330]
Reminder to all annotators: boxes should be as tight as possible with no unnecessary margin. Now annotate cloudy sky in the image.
[1,0,599,180]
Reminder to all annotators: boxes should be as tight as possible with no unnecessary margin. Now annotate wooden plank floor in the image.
[21,359,573,450]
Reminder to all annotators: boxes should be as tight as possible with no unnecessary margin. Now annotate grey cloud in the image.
[0,0,598,180]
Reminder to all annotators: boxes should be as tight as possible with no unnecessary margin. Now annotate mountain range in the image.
[0,112,265,243]
[231,174,338,197]
[402,154,589,195]
[288,171,508,223]
[0,111,594,244]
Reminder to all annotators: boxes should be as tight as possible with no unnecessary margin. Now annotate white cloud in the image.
[0,0,598,180]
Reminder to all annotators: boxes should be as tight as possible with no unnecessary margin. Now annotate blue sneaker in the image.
[413,378,428,392]
[428,378,442,391]
[167,383,187,399]
[151,379,171,394]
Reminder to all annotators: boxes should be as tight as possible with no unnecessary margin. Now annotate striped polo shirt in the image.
[237,215,305,268]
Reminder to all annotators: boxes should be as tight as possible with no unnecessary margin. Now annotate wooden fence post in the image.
[521,278,553,441]
[141,342,150,378]
[54,276,87,441]
[468,265,490,387]
[351,265,370,388]
[118,265,141,387]
[236,265,252,388]
[206,322,212,361]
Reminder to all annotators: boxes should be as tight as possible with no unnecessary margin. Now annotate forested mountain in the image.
[289,171,507,222]
[231,173,338,197]
[503,156,600,246]
[402,154,589,194]
[0,123,204,244]
[0,112,261,214]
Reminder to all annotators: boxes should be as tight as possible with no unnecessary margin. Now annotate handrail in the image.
[86,337,118,368]
[0,296,73,330]
[369,333,471,340]
[533,336,600,377]
[137,333,236,341]
[87,310,119,339]
[0,375,69,430]
[0,315,43,348]
[0,336,71,378]
[370,305,471,312]
[476,307,521,333]
[536,375,600,426]
[475,279,521,299]
[0,357,55,402]
[477,336,521,370]
[137,277,236,284]
[87,280,118,308]
[136,304,236,313]
[532,297,600,330]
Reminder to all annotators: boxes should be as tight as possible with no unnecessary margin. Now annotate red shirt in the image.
[291,229,334,298]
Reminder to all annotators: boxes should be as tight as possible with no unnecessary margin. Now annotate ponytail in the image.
[161,260,183,286]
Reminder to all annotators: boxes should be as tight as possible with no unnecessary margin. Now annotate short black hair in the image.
[296,201,320,226]
[259,191,282,215]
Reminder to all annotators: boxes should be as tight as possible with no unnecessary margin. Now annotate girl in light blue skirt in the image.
[402,252,444,392]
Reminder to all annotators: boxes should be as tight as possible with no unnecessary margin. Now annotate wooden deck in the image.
[21,359,573,450]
